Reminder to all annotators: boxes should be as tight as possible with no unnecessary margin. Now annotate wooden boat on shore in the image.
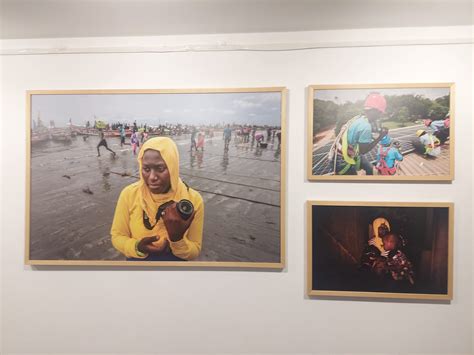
[51,133,72,142]
[50,128,73,142]
[31,132,50,145]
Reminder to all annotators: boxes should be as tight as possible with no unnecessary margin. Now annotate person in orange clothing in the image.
[111,137,204,261]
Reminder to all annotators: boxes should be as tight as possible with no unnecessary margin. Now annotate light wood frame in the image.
[307,83,455,181]
[25,87,287,268]
[306,201,454,300]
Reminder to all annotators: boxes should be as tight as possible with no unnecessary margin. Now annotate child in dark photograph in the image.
[360,219,415,291]
[311,204,450,298]
[382,232,415,285]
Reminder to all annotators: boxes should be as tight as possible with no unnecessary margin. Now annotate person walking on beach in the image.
[190,127,197,151]
[208,128,214,145]
[223,124,232,150]
[97,129,116,157]
[131,131,140,155]
[196,131,205,151]
[255,132,265,147]
[119,125,127,147]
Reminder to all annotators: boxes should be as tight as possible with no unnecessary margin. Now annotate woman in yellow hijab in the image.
[369,217,390,254]
[360,217,390,271]
[111,137,204,261]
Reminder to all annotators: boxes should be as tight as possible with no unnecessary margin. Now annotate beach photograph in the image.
[27,89,285,266]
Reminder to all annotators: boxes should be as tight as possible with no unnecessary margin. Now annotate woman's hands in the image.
[161,202,196,242]
[369,238,389,257]
[368,238,377,247]
[137,202,196,257]
[137,235,169,255]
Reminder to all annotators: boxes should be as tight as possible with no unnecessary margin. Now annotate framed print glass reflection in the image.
[26,88,286,268]
[307,201,453,301]
[307,83,454,181]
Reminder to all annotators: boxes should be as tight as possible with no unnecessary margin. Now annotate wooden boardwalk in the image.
[397,145,450,176]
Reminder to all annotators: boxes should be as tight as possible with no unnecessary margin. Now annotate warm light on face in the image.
[378,223,389,237]
[382,234,398,251]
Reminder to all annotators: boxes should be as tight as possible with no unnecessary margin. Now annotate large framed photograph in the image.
[307,83,454,181]
[26,88,286,268]
[307,201,453,300]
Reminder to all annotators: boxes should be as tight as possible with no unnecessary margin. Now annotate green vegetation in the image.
[313,94,449,135]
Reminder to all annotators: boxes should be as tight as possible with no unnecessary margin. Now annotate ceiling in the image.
[1,0,473,40]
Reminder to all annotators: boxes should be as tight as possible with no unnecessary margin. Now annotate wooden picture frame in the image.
[307,201,454,300]
[26,88,287,268]
[307,83,455,181]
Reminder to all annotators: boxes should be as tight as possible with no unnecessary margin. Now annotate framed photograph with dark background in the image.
[307,201,453,300]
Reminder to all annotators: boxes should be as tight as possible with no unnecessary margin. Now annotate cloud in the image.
[232,93,281,113]
[32,91,281,127]
[233,99,262,109]
[199,107,235,115]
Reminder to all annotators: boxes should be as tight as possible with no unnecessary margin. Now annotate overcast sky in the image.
[314,87,450,103]
[31,92,282,127]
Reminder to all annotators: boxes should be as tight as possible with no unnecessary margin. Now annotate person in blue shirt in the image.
[424,119,445,131]
[424,115,450,144]
[223,124,232,150]
[119,125,127,147]
[375,135,403,175]
[335,92,388,175]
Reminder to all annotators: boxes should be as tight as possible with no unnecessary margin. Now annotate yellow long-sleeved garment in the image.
[110,137,204,260]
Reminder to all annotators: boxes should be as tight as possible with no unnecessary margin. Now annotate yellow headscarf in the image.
[137,137,188,226]
[372,217,390,253]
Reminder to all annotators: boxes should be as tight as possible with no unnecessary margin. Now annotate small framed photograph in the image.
[307,83,454,181]
[307,201,453,300]
[26,88,286,268]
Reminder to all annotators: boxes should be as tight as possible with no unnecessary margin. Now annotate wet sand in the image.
[29,133,281,262]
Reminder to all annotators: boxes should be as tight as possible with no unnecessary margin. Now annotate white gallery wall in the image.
[0,36,4,354]
[1,26,473,354]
